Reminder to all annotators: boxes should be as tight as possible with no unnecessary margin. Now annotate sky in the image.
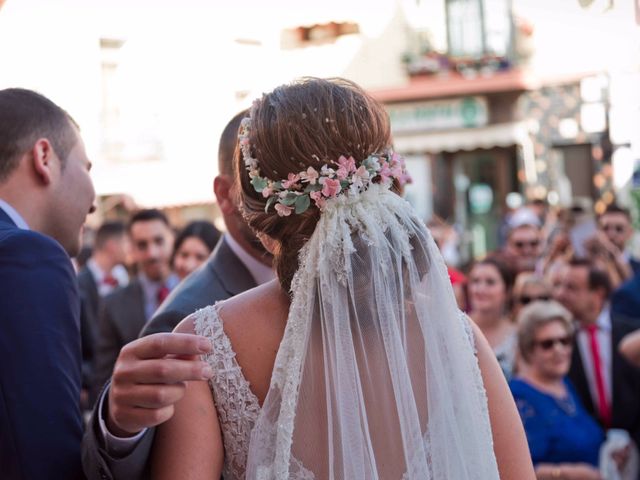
[0,0,638,206]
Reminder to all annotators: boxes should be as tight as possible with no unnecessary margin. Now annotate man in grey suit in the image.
[82,110,274,480]
[92,209,178,399]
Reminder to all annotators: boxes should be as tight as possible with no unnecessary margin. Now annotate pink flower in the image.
[310,190,326,208]
[390,164,403,179]
[275,203,294,217]
[378,161,392,183]
[400,172,413,185]
[336,156,357,179]
[321,178,342,198]
[351,166,370,190]
[262,187,273,198]
[344,156,358,171]
[282,173,300,189]
[300,166,319,185]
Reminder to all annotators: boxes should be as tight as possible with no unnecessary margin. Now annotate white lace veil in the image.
[245,183,499,480]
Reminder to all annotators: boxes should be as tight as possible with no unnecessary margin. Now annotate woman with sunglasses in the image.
[510,300,605,479]
[512,273,552,323]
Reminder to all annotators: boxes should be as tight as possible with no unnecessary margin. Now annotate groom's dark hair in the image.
[0,88,78,182]
[218,109,248,177]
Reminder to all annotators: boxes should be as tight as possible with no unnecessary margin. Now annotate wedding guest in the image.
[469,255,518,378]
[512,273,551,322]
[620,329,640,368]
[556,258,640,448]
[510,300,606,479]
[612,268,640,319]
[82,110,275,480]
[77,220,129,406]
[92,209,178,398]
[598,205,638,274]
[0,88,95,479]
[171,220,220,280]
[504,208,543,273]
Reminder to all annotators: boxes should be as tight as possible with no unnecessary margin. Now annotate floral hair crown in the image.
[239,117,412,217]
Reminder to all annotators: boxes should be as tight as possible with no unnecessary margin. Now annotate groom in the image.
[0,88,96,479]
[82,110,275,480]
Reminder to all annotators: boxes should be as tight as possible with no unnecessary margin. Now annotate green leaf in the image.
[295,194,311,214]
[251,176,268,193]
[304,184,321,193]
[265,196,276,213]
[280,193,298,206]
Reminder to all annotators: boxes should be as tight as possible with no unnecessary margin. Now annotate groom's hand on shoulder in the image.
[107,333,213,437]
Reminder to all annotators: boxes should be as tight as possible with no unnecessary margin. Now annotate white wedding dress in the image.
[191,184,499,480]
[193,305,314,480]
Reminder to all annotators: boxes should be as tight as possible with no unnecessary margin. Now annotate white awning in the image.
[392,122,531,154]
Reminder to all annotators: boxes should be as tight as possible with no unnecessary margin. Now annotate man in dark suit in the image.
[0,88,96,479]
[93,209,178,398]
[557,258,640,450]
[587,204,640,286]
[78,221,128,406]
[82,110,274,480]
[612,269,640,319]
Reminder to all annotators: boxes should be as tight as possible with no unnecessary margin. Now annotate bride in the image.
[151,77,534,479]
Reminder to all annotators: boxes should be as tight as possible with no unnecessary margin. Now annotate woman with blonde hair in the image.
[151,78,534,479]
[511,300,620,479]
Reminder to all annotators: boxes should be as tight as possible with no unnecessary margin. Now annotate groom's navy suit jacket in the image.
[0,207,84,479]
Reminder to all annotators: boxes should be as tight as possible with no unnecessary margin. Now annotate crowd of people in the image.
[435,199,640,479]
[76,213,220,407]
[1,80,640,480]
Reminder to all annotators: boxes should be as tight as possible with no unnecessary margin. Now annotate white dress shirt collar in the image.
[224,233,275,286]
[595,303,612,332]
[0,199,29,230]
[576,302,612,410]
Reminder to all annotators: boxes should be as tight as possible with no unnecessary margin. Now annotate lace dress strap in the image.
[191,304,261,480]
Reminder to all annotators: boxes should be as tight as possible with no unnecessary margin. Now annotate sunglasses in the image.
[601,224,626,234]
[518,295,551,305]
[514,240,540,249]
[534,335,572,351]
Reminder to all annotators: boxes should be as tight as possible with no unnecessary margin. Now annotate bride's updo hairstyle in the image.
[235,77,392,292]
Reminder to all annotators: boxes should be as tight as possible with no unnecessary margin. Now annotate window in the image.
[445,0,512,58]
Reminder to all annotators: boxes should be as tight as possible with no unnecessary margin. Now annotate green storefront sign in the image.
[388,96,489,133]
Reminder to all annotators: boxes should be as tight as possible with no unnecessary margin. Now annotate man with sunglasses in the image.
[584,205,639,288]
[555,258,640,453]
[504,208,543,273]
[595,203,640,322]
[598,205,639,274]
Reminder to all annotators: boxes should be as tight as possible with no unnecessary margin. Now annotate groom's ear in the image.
[214,175,237,215]
[29,138,58,186]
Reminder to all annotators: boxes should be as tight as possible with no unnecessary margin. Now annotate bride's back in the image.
[153,77,535,480]
[214,280,290,405]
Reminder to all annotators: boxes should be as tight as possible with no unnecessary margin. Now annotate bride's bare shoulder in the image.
[221,279,288,319]
[221,279,290,337]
